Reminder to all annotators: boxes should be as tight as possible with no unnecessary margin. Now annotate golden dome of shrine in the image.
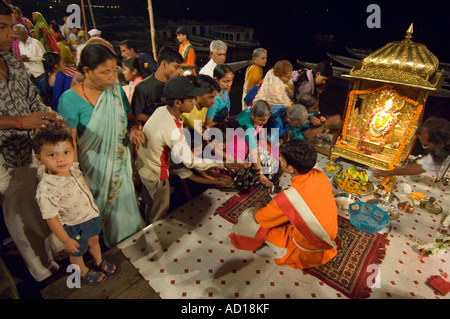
[343,24,444,91]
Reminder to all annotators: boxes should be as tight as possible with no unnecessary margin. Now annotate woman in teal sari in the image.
[58,44,144,247]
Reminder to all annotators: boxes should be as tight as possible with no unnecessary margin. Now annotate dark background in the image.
[11,0,450,133]
[18,0,449,62]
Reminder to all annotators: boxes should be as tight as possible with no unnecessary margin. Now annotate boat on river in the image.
[298,60,450,98]
[345,47,450,76]
[327,53,358,68]
[328,52,450,85]
[296,60,351,78]
[226,60,252,72]
[345,47,372,59]
[165,19,260,49]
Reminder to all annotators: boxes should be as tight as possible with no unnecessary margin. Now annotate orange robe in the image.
[255,169,338,269]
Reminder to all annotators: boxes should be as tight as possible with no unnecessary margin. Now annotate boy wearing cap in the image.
[136,76,247,224]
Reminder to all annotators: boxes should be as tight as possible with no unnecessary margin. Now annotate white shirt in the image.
[417,154,449,177]
[199,59,217,77]
[18,36,45,78]
[61,24,70,40]
[76,43,86,65]
[136,106,224,182]
[69,33,78,44]
[36,163,100,226]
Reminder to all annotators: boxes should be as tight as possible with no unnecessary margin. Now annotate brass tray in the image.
[333,174,374,196]
[324,162,343,177]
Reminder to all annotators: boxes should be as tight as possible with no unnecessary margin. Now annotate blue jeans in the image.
[63,217,101,257]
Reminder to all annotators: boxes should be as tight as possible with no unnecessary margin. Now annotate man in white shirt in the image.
[199,40,227,77]
[374,116,450,179]
[12,24,45,86]
[61,16,70,40]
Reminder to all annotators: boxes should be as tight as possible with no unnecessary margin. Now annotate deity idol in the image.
[364,98,396,144]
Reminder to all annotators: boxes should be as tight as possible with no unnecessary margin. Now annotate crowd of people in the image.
[1,1,449,290]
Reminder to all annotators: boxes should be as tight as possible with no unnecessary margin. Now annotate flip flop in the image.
[95,260,120,276]
[81,269,107,286]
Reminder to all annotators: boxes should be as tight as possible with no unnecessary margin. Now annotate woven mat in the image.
[215,187,389,299]
[306,215,389,299]
[214,187,272,224]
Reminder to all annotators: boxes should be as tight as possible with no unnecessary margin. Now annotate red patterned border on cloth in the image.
[305,215,389,299]
[215,188,390,299]
[214,187,272,224]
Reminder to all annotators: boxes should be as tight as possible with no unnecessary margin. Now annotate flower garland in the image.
[388,102,422,169]
[416,214,450,256]
[340,85,388,140]
[336,85,423,170]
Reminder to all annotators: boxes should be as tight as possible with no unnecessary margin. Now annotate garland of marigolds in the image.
[336,85,423,170]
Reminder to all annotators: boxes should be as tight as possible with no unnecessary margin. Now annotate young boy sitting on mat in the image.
[32,126,118,285]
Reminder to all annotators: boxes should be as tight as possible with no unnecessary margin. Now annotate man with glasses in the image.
[374,116,450,179]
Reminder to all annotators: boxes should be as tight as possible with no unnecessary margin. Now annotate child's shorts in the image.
[63,217,101,257]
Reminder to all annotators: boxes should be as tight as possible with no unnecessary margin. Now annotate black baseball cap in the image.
[163,76,209,101]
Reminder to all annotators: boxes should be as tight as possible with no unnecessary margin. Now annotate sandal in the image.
[95,260,119,276]
[81,269,107,286]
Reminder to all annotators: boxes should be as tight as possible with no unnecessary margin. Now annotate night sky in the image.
[26,0,448,62]
[145,0,449,60]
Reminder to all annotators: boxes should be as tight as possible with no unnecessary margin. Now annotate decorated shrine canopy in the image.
[342,24,444,92]
[331,24,444,172]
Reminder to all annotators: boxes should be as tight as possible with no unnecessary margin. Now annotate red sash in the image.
[229,208,268,251]
[274,189,336,250]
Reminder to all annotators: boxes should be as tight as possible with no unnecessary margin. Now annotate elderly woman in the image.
[242,47,267,110]
[265,104,309,145]
[253,60,294,107]
[12,6,32,35]
[226,100,275,186]
[289,93,341,140]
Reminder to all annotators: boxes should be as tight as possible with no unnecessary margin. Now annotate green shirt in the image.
[235,108,258,151]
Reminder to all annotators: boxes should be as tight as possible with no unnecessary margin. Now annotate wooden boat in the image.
[345,47,372,59]
[296,60,351,78]
[189,40,210,52]
[297,60,450,98]
[226,59,252,72]
[430,87,450,98]
[345,47,450,76]
[327,53,359,68]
